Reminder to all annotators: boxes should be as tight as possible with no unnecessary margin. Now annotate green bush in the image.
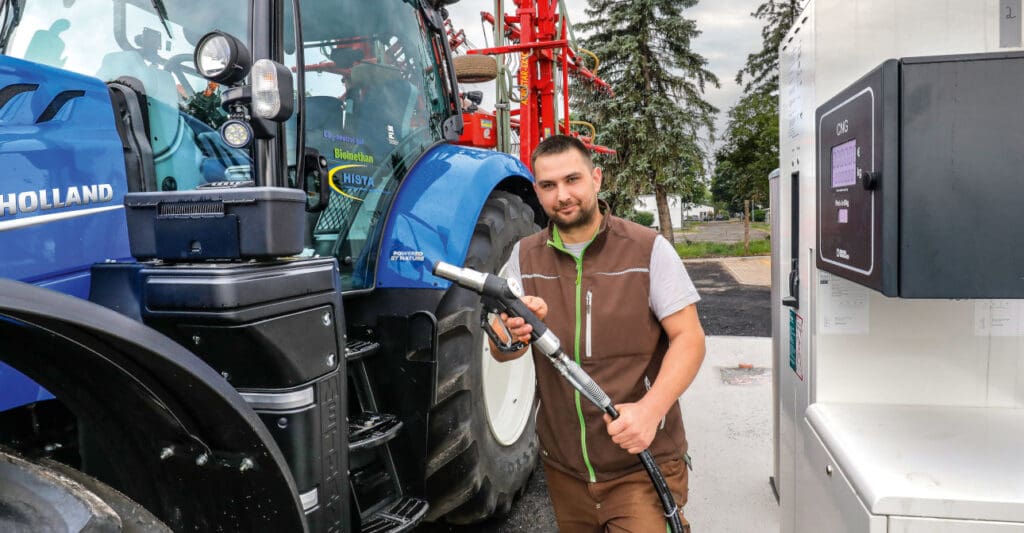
[628,210,655,227]
[752,209,766,222]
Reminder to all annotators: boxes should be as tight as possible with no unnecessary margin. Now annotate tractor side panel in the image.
[376,144,533,289]
[0,55,131,292]
[0,56,130,411]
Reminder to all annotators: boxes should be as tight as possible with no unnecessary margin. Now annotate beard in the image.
[550,199,598,232]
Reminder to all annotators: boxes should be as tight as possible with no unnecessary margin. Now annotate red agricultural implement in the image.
[448,0,615,165]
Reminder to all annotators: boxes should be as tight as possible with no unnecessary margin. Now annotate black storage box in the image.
[125,187,306,260]
[90,257,348,529]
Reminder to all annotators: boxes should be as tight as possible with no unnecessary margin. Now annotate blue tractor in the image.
[0,0,543,530]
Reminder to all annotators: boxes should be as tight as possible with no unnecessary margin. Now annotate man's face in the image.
[532,149,603,232]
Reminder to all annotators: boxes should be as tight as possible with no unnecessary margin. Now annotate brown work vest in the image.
[518,210,687,482]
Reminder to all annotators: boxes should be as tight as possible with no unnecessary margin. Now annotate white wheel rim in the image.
[482,335,536,446]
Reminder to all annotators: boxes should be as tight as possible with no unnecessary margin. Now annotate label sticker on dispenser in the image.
[789,310,804,381]
[975,300,1024,336]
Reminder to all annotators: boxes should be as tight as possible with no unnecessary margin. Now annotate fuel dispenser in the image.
[774,1,1024,532]
[816,53,1024,298]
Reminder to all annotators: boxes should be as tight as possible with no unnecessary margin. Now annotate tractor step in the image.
[346,339,380,361]
[348,412,402,451]
[360,497,428,533]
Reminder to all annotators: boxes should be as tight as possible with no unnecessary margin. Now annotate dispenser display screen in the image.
[831,139,858,188]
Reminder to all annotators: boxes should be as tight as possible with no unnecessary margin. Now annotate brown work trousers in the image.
[543,458,690,532]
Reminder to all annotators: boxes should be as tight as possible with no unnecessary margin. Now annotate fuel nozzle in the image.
[433,262,610,411]
[433,261,561,356]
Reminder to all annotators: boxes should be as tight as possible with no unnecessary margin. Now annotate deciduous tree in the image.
[712,91,776,212]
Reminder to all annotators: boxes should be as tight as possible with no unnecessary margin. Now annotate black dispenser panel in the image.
[816,59,898,294]
[816,52,1024,298]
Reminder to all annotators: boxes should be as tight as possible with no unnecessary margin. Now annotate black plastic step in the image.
[346,339,380,361]
[361,497,428,533]
[348,412,402,451]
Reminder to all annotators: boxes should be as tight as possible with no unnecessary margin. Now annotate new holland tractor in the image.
[0,0,545,530]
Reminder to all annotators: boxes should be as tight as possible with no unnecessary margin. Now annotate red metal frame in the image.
[458,1,614,167]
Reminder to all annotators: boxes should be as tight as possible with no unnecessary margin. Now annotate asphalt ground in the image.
[686,259,771,338]
[416,252,773,533]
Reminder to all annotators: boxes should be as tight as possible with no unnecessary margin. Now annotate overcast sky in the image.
[447,0,764,149]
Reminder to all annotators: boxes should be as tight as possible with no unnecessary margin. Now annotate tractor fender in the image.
[376,143,536,289]
[0,279,307,532]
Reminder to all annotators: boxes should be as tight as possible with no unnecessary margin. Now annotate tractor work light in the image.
[251,59,294,121]
[195,31,251,85]
[220,119,253,148]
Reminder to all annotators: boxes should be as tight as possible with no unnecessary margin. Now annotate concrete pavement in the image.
[721,256,771,287]
[682,255,777,531]
[682,335,777,533]
[685,256,771,287]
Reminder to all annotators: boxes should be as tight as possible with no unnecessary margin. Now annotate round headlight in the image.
[197,35,231,77]
[194,31,251,85]
[220,119,253,149]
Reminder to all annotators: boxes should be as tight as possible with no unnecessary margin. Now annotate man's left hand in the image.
[603,401,662,454]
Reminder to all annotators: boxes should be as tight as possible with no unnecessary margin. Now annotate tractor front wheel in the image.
[426,191,540,524]
[0,448,170,532]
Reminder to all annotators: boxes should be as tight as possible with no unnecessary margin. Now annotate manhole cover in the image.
[718,366,770,385]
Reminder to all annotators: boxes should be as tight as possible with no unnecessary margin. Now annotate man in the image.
[491,135,706,532]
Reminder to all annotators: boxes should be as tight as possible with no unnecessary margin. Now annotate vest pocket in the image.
[585,290,593,358]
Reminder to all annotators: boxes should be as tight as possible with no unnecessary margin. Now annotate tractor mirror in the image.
[303,148,330,213]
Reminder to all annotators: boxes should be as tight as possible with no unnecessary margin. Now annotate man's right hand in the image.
[498,295,548,344]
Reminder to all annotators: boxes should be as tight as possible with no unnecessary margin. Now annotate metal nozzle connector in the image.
[433,262,487,292]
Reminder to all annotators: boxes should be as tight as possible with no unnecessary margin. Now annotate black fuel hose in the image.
[433,261,685,533]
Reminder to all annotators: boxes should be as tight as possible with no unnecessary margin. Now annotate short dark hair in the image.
[530,135,594,171]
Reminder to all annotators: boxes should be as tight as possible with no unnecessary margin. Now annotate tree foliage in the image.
[626,210,655,228]
[712,0,800,212]
[574,0,718,243]
[735,0,803,96]
[711,91,776,212]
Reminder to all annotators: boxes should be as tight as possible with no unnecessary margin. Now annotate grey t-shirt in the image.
[501,234,700,321]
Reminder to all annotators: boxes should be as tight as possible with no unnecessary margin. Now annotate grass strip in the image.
[674,239,771,259]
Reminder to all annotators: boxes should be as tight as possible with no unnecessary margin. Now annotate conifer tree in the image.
[712,0,801,212]
[575,0,718,244]
[736,0,802,96]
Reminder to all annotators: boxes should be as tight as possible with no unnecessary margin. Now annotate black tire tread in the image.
[424,191,540,524]
[42,459,171,533]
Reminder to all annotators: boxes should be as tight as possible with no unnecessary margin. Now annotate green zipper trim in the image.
[549,225,598,482]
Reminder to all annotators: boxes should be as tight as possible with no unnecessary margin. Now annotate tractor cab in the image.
[2,0,254,192]
[0,0,459,291]
[285,0,457,289]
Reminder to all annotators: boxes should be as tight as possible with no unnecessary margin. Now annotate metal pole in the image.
[494,0,511,155]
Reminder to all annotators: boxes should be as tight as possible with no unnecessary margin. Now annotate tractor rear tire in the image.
[426,191,540,524]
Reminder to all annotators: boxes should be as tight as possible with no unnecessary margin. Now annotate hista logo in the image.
[329,164,372,201]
